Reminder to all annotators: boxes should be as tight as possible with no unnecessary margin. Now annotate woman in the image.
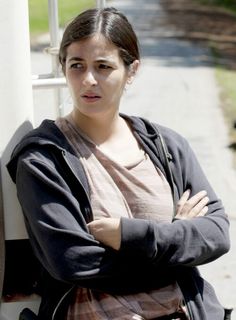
[7,7,230,320]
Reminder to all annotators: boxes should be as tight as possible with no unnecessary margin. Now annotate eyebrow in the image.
[68,57,83,62]
[67,56,115,64]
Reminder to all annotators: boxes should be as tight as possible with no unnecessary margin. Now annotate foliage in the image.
[197,0,236,12]
[28,0,95,36]
[209,0,235,3]
[215,66,236,164]
[216,67,236,127]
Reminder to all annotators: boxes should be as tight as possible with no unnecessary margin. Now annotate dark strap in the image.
[153,311,187,319]
[146,121,177,219]
[158,133,177,219]
[224,308,233,320]
[19,308,38,320]
[0,168,5,301]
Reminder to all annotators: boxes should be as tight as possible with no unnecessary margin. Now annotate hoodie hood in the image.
[7,120,74,183]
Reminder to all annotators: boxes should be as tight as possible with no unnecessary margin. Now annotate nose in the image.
[82,70,97,87]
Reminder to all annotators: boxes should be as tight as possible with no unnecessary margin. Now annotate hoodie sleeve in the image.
[14,150,121,284]
[120,130,230,267]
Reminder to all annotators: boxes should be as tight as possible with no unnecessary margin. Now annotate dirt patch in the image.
[160,0,236,69]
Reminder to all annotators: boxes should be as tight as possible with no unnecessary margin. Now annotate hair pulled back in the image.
[59,7,140,71]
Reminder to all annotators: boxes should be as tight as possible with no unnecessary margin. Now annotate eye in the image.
[70,63,83,69]
[99,64,112,70]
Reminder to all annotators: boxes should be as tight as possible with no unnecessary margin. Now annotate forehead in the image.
[66,34,121,61]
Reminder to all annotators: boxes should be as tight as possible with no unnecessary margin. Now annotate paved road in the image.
[31,0,236,315]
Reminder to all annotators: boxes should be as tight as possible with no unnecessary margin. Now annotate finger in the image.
[197,206,209,217]
[179,189,191,203]
[176,189,191,215]
[177,190,207,214]
[176,205,209,220]
[181,191,208,215]
[187,190,207,207]
[188,196,209,217]
[176,193,209,220]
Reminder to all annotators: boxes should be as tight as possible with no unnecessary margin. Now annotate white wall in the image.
[0,0,34,241]
[0,1,36,318]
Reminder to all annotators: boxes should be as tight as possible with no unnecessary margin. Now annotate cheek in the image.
[66,78,75,94]
[66,73,81,90]
[66,79,81,102]
[104,73,128,91]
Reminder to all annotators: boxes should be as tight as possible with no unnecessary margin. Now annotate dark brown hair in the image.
[59,7,140,72]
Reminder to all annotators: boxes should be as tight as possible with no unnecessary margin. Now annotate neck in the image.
[70,110,124,145]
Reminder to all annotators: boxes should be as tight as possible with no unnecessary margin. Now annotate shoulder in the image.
[11,119,74,157]
[125,113,191,155]
[153,124,197,171]
[7,119,74,182]
[154,123,190,152]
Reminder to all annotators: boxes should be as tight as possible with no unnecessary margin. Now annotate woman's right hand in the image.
[175,190,209,220]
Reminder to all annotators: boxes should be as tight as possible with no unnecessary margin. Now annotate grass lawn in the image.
[28,0,96,36]
[216,67,236,138]
[194,0,236,161]
[215,65,236,166]
[197,0,236,13]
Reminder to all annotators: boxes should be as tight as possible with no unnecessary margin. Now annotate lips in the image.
[81,92,101,103]
[83,94,100,98]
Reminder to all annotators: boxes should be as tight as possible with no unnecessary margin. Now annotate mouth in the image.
[81,93,101,102]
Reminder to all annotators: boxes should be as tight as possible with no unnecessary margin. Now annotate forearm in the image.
[120,212,230,267]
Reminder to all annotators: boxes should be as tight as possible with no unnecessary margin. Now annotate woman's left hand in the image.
[175,189,209,220]
[87,218,121,250]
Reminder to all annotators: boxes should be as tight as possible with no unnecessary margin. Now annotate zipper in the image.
[134,129,177,221]
[133,119,178,219]
[158,133,177,220]
[180,289,193,320]
[51,285,75,320]
[61,149,94,223]
[157,131,193,319]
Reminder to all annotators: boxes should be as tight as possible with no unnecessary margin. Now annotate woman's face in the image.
[65,33,135,120]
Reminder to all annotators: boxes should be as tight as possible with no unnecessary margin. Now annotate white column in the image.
[0,1,37,319]
[96,0,106,8]
[0,0,34,241]
[48,0,63,116]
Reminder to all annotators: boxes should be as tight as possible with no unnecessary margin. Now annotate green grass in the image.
[28,0,96,36]
[215,66,236,164]
[196,0,236,13]
[194,0,236,159]
[211,45,236,126]
[216,67,236,130]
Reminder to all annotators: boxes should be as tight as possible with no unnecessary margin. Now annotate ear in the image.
[127,60,140,84]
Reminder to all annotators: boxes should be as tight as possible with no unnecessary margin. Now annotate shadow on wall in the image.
[0,161,5,300]
[0,121,42,302]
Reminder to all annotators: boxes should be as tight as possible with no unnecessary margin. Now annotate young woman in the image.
[7,7,230,320]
